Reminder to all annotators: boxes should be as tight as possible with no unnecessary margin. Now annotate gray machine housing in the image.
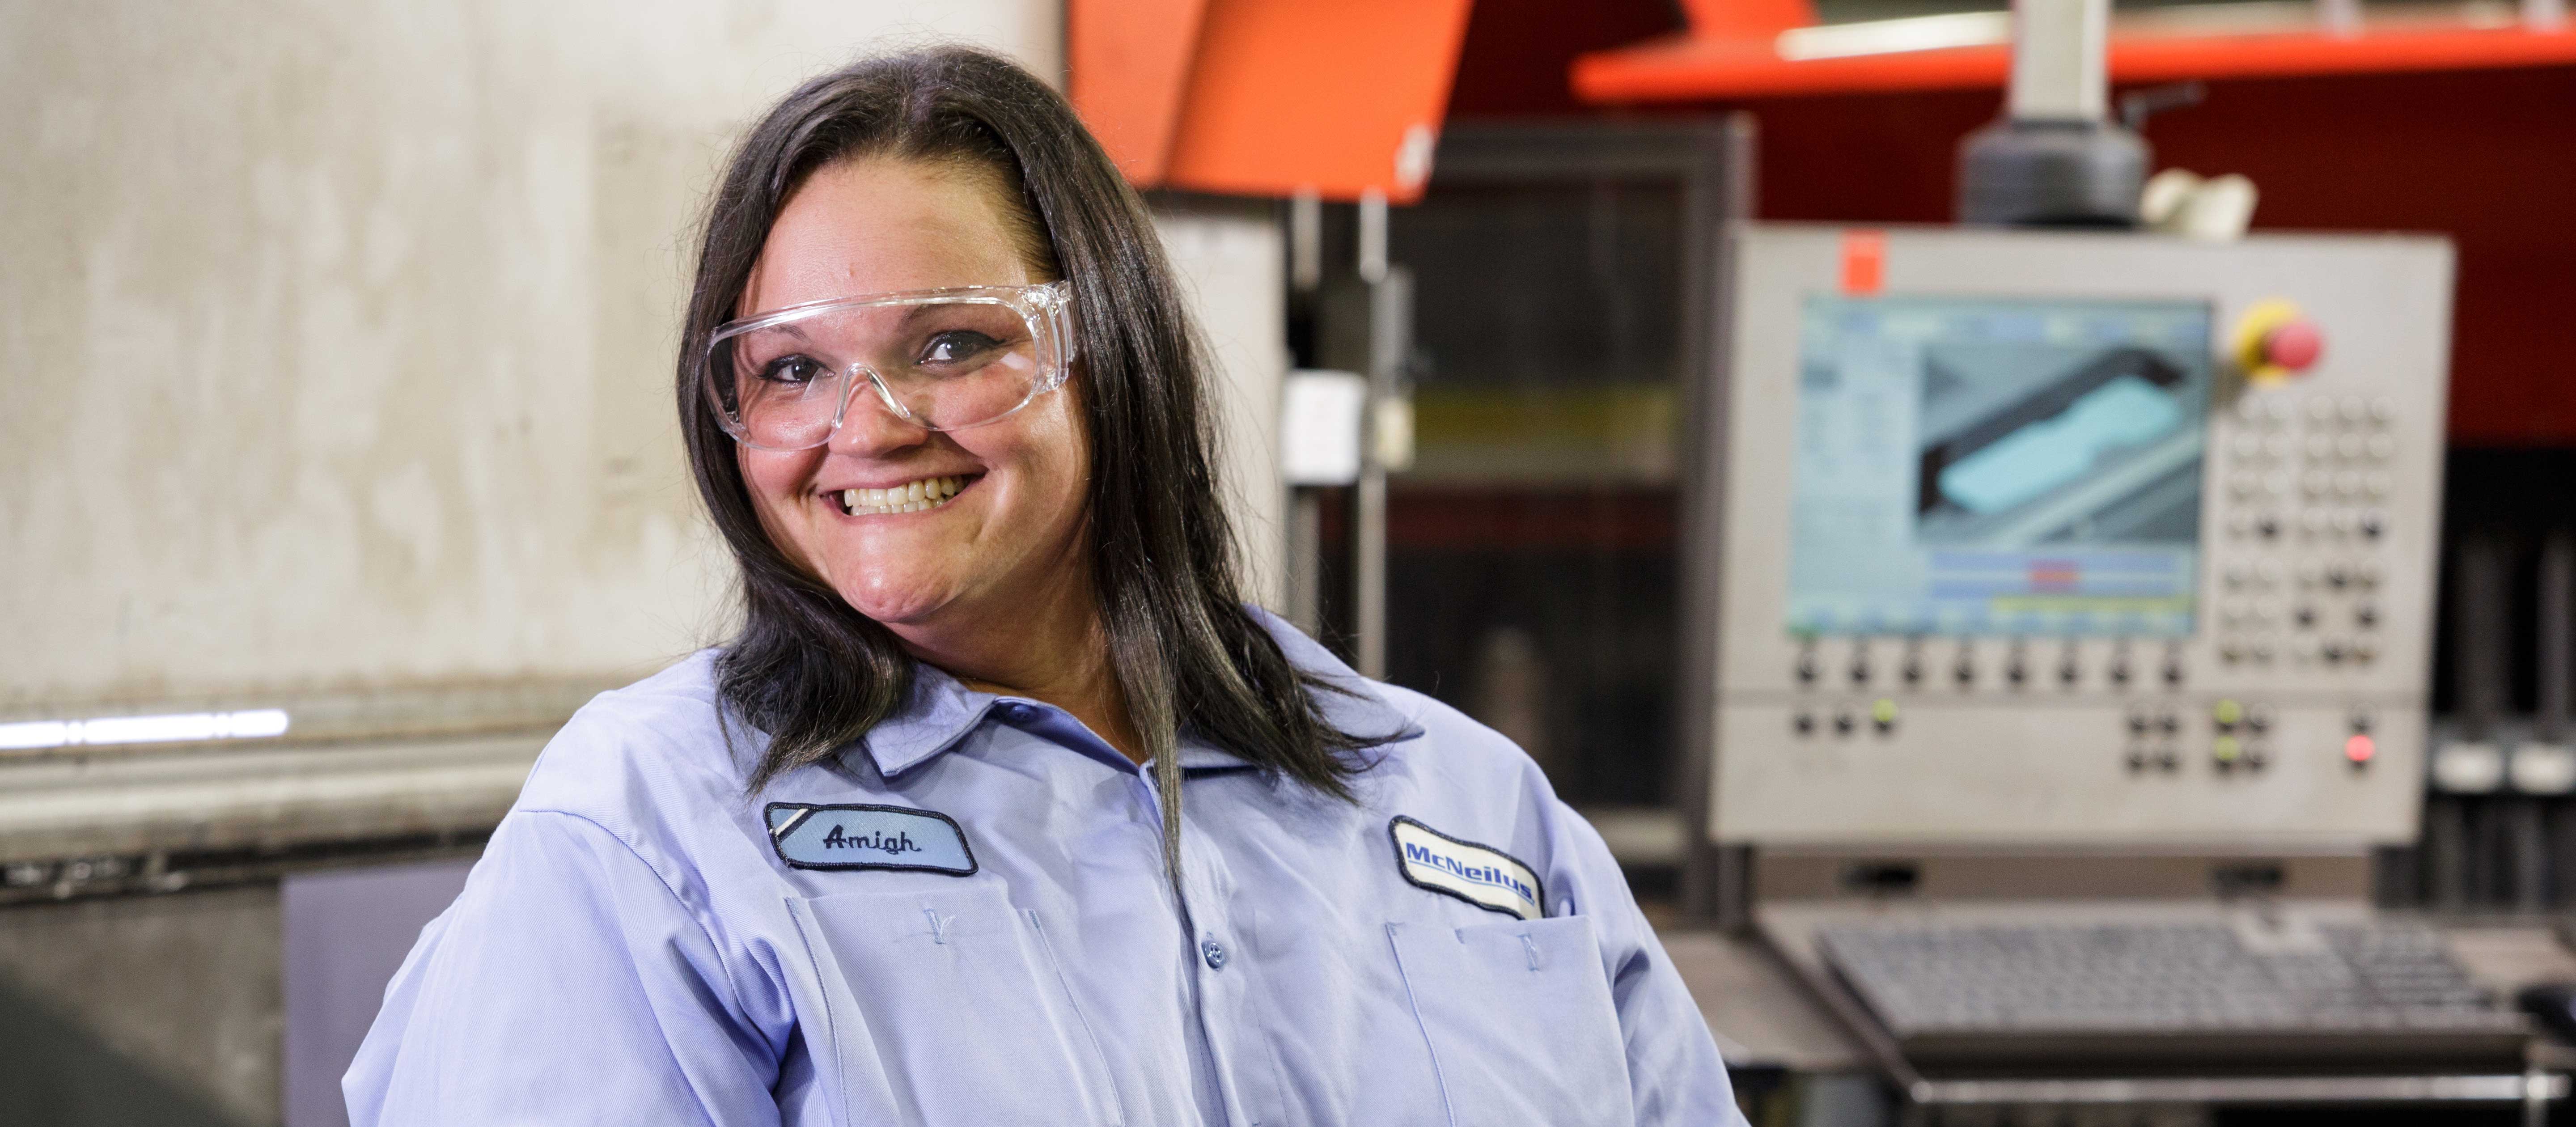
[1705,224,2453,852]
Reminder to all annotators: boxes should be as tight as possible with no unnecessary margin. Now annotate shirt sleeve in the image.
[343,810,780,1127]
[1549,800,1755,1127]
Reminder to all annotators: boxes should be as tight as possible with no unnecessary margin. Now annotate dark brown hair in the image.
[675,47,1384,871]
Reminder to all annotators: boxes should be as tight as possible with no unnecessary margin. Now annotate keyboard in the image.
[1812,915,2531,1068]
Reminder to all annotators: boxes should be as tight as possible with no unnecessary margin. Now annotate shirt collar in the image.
[857,606,1424,780]
[858,665,999,778]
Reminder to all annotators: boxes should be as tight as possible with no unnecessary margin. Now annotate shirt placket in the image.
[1138,765,1279,1127]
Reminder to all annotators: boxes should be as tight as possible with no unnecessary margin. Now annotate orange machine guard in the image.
[1071,0,1476,203]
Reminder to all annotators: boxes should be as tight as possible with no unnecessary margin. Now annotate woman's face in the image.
[734,157,1090,635]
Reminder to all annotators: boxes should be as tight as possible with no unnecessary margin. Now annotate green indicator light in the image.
[2213,735,2243,762]
[2214,699,2244,725]
[1871,698,1898,724]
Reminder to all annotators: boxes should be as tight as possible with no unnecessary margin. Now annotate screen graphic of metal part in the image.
[1786,297,2212,637]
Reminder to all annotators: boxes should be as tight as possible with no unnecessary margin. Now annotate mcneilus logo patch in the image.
[765,802,977,875]
[1389,816,1545,920]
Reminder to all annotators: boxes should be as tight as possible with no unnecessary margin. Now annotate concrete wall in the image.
[0,0,1065,719]
[1155,199,1290,611]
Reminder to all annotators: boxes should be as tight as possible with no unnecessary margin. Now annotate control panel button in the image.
[2213,735,2244,769]
[2241,310,2323,383]
[2263,319,2323,374]
[2213,699,2244,732]
[1871,698,1898,734]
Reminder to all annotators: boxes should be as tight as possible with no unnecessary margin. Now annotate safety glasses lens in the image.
[708,295,1053,447]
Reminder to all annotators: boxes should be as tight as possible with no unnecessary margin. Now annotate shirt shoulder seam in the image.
[514,807,765,1038]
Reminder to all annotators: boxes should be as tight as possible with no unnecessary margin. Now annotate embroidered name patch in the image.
[765,803,976,875]
[1389,816,1544,920]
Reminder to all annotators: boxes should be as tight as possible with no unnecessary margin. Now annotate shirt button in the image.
[1200,939,1227,970]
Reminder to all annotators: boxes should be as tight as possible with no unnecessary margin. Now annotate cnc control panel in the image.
[1706,225,2450,848]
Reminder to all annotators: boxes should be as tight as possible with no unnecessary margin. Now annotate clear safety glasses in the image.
[703,281,1076,450]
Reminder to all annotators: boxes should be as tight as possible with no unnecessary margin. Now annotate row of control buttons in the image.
[2234,395,2396,427]
[2216,601,2380,631]
[2224,469,2395,501]
[2220,562,2388,593]
[1791,699,1901,737]
[2226,432,2402,465]
[2223,510,2386,541]
[2124,709,2379,773]
[2218,640,2381,666]
[2123,742,2275,773]
[2119,701,2388,775]
[1794,644,2185,691]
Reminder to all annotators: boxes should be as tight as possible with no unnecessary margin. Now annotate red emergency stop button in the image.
[2265,319,2323,372]
[2235,299,2322,386]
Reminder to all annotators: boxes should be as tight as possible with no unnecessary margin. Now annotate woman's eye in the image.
[758,355,826,385]
[919,330,1000,366]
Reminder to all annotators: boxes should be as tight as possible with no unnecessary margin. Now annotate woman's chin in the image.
[831,576,954,628]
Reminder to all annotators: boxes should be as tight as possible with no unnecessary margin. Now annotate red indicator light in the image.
[2345,734,2376,763]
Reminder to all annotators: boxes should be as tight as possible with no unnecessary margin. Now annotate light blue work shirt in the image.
[347,614,1748,1126]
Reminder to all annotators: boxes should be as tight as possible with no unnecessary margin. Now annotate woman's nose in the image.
[826,381,932,457]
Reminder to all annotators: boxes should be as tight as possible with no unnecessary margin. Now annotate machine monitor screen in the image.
[1785,296,2214,636]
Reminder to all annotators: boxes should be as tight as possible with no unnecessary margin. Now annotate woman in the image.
[348,47,1744,1127]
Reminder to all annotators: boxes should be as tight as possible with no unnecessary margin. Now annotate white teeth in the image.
[838,475,970,516]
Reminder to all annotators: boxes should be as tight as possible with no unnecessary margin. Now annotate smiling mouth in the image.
[837,474,978,516]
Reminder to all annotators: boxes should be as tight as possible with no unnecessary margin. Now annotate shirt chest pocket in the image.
[788,885,1124,1127]
[1387,915,1635,1127]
